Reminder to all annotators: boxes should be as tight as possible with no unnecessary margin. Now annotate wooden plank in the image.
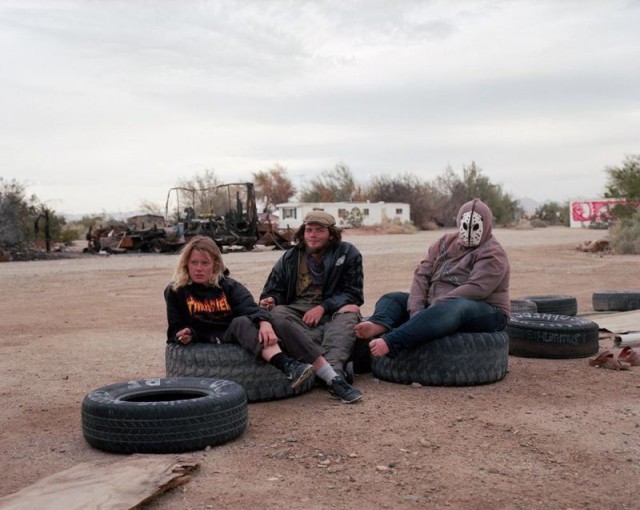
[0,455,200,510]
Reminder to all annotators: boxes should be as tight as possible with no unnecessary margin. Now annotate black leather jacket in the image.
[260,241,364,314]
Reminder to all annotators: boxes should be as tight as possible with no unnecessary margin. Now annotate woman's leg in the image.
[223,316,314,387]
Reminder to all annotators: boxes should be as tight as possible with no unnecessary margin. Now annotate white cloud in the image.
[0,0,639,213]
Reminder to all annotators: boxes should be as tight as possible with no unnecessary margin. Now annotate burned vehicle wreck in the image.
[166,182,259,251]
[86,183,260,253]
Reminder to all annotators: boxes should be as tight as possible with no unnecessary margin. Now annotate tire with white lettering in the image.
[519,295,578,316]
[370,331,509,386]
[592,290,640,311]
[507,312,599,358]
[81,377,248,454]
[165,343,315,402]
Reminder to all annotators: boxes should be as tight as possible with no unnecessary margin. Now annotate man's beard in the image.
[306,245,325,255]
[305,240,328,255]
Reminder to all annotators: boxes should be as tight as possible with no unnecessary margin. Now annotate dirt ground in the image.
[1,226,639,509]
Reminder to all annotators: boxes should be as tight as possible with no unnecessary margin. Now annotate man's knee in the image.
[331,308,360,326]
[336,303,361,315]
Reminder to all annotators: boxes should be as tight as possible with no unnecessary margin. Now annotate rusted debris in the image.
[85,182,263,254]
[576,239,610,253]
[256,213,294,250]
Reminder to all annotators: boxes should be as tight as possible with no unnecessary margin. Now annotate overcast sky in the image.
[1,0,639,216]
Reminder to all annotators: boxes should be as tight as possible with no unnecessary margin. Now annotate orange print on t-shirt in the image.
[186,294,232,317]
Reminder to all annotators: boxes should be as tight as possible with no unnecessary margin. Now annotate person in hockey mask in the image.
[355,198,511,358]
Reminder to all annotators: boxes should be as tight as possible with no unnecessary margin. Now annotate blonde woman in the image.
[164,235,314,388]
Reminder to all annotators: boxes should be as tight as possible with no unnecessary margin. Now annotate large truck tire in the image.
[82,377,248,454]
[165,343,315,402]
[519,295,578,316]
[592,290,640,312]
[371,331,509,386]
[507,312,599,359]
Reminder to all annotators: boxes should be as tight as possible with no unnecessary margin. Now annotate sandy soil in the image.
[1,226,639,509]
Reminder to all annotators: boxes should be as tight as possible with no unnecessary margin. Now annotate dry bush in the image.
[608,210,640,254]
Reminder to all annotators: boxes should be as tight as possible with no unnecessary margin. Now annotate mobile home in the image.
[275,201,411,230]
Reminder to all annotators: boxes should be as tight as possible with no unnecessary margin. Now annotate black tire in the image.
[81,377,248,454]
[507,312,599,359]
[165,343,315,402]
[519,295,578,316]
[370,331,509,386]
[511,299,537,313]
[592,290,640,312]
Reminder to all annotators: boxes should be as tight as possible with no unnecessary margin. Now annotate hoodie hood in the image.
[456,198,493,247]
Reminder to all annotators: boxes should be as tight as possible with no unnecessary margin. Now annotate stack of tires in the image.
[508,295,599,359]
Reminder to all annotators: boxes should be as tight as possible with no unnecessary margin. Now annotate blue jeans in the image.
[369,291,508,356]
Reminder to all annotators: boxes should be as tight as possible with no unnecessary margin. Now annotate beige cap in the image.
[303,211,336,227]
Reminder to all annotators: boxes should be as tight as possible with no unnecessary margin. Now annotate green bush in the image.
[609,209,640,254]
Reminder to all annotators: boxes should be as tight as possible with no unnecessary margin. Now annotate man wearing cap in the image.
[259,210,364,403]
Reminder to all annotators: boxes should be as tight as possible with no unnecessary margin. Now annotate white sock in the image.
[316,364,339,384]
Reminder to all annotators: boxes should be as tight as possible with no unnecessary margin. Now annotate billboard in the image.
[570,199,626,228]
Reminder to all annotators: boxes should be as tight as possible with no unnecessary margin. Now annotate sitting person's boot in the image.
[328,375,363,404]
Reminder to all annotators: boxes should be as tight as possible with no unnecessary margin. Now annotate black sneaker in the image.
[328,376,363,404]
[284,360,315,389]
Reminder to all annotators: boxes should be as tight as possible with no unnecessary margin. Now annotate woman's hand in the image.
[175,327,193,345]
[258,321,278,346]
[259,297,275,310]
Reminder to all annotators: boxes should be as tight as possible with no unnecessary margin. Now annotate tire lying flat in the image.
[165,343,315,403]
[592,290,640,312]
[507,312,599,359]
[510,299,537,313]
[370,331,509,386]
[519,295,578,316]
[82,377,248,454]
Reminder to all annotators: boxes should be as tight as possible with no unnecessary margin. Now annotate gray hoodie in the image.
[407,199,511,316]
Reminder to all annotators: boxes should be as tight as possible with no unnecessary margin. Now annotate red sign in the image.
[570,199,626,227]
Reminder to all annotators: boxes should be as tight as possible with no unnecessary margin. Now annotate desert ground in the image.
[1,226,639,509]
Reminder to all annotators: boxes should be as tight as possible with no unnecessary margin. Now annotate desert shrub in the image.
[530,218,547,228]
[60,226,81,246]
[608,209,640,254]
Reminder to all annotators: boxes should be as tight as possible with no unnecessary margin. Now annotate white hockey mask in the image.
[459,210,484,247]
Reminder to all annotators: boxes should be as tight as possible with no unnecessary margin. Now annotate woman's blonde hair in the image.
[170,235,225,290]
